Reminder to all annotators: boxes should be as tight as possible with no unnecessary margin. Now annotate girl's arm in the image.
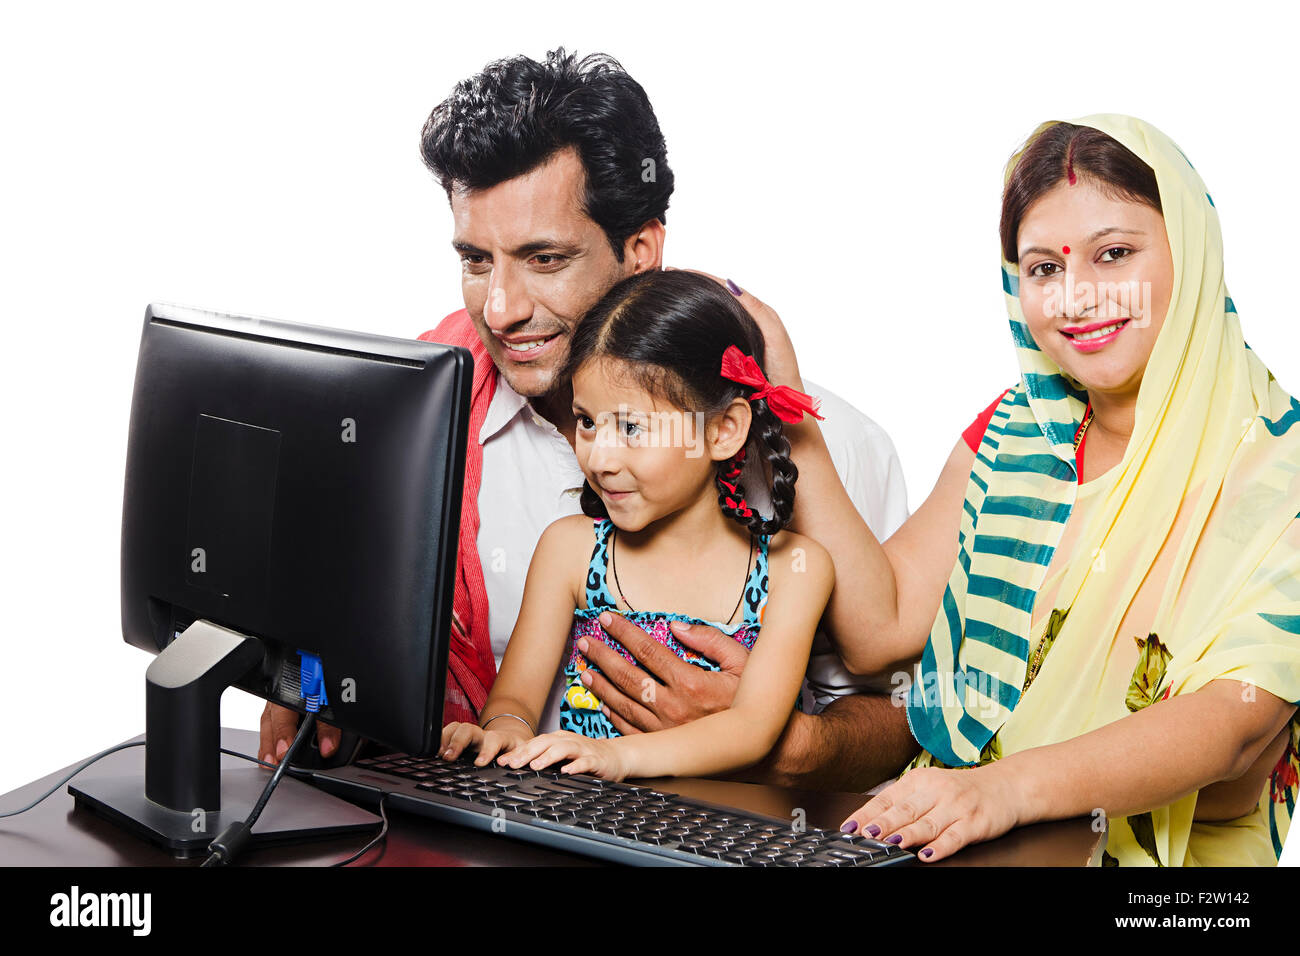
[439,514,586,762]
[504,532,836,781]
[841,679,1298,862]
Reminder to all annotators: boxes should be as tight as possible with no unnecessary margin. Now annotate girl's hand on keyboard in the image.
[499,731,628,781]
[440,721,530,767]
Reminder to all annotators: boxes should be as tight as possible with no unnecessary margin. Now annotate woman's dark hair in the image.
[419,47,674,263]
[1000,122,1162,262]
[559,270,797,536]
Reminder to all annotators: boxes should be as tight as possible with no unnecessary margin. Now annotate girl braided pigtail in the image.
[715,399,798,537]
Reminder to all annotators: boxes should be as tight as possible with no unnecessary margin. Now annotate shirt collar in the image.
[479,370,530,444]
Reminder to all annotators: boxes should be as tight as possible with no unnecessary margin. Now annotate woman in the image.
[749,114,1300,865]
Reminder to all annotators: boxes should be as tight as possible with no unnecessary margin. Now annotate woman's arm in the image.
[681,274,978,678]
[788,425,975,676]
[1010,680,1296,825]
[841,679,1298,862]
[503,533,836,781]
[439,514,585,762]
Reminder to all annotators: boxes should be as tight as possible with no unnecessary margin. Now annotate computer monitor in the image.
[69,303,472,855]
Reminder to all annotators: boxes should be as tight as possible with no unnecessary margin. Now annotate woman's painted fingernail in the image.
[866,824,881,837]
[887,834,903,845]
[921,848,934,859]
[840,820,859,834]
[725,278,743,296]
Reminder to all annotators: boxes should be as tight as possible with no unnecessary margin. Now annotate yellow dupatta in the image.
[904,114,1300,866]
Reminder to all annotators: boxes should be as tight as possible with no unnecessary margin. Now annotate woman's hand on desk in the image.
[839,763,1022,863]
[579,614,745,733]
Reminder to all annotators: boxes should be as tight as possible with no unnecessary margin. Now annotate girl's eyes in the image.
[572,415,643,438]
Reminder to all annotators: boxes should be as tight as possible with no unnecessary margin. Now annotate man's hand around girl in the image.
[578,612,746,734]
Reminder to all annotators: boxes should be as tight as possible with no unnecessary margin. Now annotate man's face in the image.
[450,147,636,399]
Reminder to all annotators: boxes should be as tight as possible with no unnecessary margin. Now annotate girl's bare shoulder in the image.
[539,513,603,609]
[543,512,602,543]
[765,528,834,585]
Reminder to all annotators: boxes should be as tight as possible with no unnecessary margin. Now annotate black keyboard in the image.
[311,753,915,867]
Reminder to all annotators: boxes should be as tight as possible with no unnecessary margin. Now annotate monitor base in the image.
[70,766,380,859]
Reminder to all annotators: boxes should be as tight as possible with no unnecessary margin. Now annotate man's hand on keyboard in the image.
[498,730,629,781]
[578,612,746,734]
[440,720,530,767]
[258,701,342,764]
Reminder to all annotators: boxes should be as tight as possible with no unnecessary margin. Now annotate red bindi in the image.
[1062,245,1071,254]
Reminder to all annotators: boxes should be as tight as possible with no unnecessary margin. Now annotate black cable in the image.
[1,731,383,867]
[219,748,315,779]
[219,746,389,866]
[0,741,316,821]
[0,741,146,819]
[330,793,390,867]
[202,712,318,866]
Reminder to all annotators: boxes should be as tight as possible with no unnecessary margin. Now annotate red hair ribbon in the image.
[719,345,824,423]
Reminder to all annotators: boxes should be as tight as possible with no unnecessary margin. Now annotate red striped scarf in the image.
[419,309,499,726]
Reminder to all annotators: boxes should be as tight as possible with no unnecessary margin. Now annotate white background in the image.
[2,1,1297,865]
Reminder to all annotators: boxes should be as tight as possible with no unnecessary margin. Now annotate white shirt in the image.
[475,372,910,732]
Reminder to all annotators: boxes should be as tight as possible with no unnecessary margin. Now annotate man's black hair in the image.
[419,48,674,262]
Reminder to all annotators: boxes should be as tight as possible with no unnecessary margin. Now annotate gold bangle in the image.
[481,713,535,736]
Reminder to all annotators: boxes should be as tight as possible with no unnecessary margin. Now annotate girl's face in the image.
[570,357,748,532]
[1016,177,1174,400]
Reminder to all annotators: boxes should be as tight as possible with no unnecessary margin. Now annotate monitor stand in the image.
[69,620,380,858]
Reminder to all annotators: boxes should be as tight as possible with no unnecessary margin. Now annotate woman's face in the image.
[1016,177,1174,400]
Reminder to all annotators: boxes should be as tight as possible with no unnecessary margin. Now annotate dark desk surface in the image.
[1,728,1105,867]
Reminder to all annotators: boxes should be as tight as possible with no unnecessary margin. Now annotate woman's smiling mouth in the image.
[1061,318,1131,352]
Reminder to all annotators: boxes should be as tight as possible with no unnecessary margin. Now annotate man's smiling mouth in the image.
[501,332,561,353]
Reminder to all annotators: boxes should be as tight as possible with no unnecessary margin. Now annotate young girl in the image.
[439,269,835,782]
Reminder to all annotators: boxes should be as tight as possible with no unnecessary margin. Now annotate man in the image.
[261,48,917,790]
